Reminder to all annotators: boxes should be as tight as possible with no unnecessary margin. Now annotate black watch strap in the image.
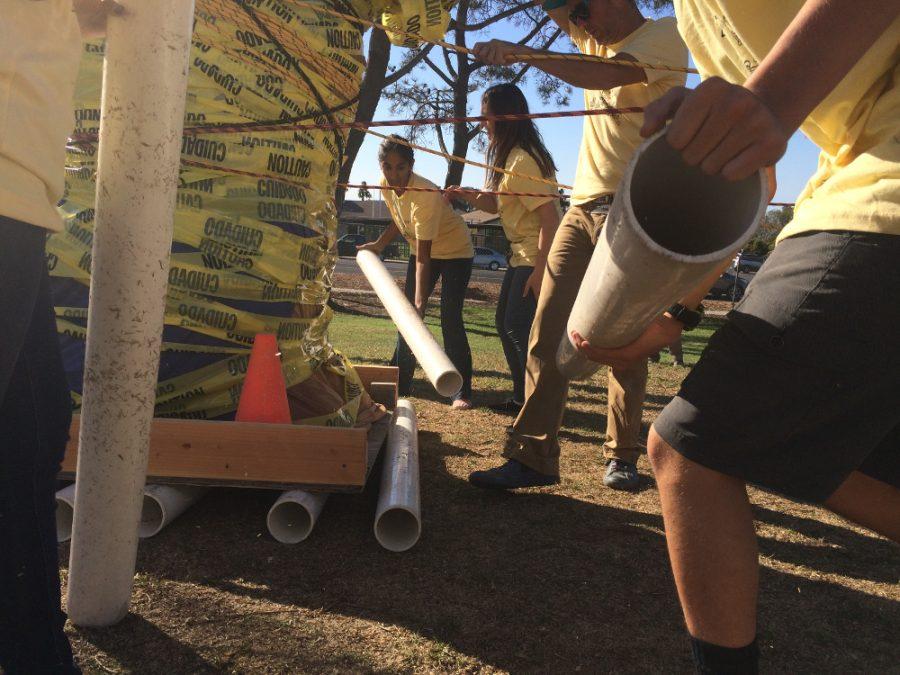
[667,303,704,330]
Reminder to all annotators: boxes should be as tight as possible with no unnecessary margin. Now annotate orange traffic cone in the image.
[235,333,291,424]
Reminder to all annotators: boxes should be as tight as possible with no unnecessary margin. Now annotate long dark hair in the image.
[483,83,556,190]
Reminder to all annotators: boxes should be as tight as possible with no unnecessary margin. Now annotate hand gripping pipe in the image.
[266,490,329,544]
[374,399,421,552]
[557,129,767,380]
[357,250,463,397]
[139,485,209,538]
[66,0,195,627]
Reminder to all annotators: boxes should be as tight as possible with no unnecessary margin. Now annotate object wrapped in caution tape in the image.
[48,0,448,425]
[382,0,452,47]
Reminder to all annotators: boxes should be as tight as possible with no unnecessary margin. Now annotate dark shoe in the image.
[649,352,661,363]
[487,398,523,416]
[673,359,686,367]
[603,459,640,491]
[469,459,559,490]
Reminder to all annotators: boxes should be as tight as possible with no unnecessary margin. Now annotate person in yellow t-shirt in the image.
[570,1,900,671]
[359,136,475,408]
[445,83,561,415]
[467,0,688,492]
[1,3,119,672]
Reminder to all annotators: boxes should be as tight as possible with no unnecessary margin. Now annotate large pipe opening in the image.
[267,501,315,544]
[628,134,764,257]
[56,489,75,543]
[139,494,165,538]
[374,507,421,552]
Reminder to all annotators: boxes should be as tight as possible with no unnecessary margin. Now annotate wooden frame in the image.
[60,365,398,491]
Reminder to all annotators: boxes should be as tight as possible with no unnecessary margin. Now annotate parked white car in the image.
[473,246,506,271]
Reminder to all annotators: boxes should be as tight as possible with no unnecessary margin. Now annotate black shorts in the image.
[654,231,900,503]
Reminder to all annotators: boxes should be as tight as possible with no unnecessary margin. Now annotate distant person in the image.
[650,335,685,367]
[571,1,900,671]
[467,0,687,491]
[358,136,475,409]
[445,83,561,415]
[1,1,119,672]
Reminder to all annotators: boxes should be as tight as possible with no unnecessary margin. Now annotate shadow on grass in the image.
[82,427,900,674]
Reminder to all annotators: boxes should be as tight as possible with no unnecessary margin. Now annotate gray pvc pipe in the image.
[374,399,421,552]
[557,130,767,380]
[56,484,76,544]
[139,485,209,539]
[66,0,195,627]
[266,490,329,544]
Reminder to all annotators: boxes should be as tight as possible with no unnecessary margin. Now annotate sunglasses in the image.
[569,0,590,25]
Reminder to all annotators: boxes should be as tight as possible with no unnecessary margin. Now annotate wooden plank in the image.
[355,365,398,392]
[62,416,367,488]
[368,381,398,410]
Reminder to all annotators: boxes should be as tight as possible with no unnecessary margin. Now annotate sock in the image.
[690,636,759,674]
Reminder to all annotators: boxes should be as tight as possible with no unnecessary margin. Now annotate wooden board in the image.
[60,365,400,490]
[61,416,367,489]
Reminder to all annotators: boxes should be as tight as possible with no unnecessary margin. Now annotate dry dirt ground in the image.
[60,299,899,674]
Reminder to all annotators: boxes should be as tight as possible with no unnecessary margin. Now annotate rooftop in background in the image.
[461,209,500,226]
[340,199,392,222]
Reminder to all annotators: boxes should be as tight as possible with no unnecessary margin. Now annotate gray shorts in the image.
[654,231,900,503]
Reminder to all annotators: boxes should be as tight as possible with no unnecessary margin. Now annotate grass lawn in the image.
[61,308,900,674]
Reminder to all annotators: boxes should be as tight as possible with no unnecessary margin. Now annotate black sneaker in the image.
[603,459,640,491]
[487,398,523,416]
[469,459,559,490]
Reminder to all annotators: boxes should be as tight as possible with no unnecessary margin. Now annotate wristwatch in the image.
[666,303,704,330]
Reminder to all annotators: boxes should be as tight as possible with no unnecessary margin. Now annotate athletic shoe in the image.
[603,459,640,491]
[487,398,523,416]
[468,459,559,490]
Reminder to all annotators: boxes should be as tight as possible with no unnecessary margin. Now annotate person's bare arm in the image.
[443,186,499,213]
[473,40,646,89]
[642,0,900,180]
[522,201,560,300]
[414,239,433,317]
[544,3,572,35]
[357,222,399,254]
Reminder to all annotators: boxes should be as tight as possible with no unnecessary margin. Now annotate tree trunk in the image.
[335,29,391,212]
[444,0,470,188]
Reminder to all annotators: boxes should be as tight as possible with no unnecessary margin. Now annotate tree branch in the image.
[442,46,458,79]
[423,55,455,87]
[450,1,539,30]
[383,43,434,87]
[516,15,550,45]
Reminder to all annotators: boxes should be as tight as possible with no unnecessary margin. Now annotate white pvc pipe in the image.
[374,399,421,552]
[266,490,329,544]
[356,250,463,397]
[557,130,767,380]
[66,0,195,627]
[139,485,209,539]
[55,484,77,544]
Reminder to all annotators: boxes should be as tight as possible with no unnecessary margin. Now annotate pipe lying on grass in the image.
[557,129,767,380]
[374,399,421,552]
[357,250,462,397]
[267,490,329,544]
[139,484,209,539]
[56,484,76,543]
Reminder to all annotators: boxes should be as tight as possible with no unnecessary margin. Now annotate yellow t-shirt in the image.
[497,147,561,267]
[570,17,688,204]
[0,1,82,231]
[674,0,900,240]
[381,173,474,259]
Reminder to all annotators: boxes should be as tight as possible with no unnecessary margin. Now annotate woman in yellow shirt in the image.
[359,136,475,408]
[447,83,561,414]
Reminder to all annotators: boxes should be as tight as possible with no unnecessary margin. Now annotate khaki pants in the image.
[503,205,648,476]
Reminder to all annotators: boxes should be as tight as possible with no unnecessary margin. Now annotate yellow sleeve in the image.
[616,18,688,90]
[409,190,440,241]
[502,150,557,212]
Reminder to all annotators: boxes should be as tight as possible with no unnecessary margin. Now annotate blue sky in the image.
[348,17,820,204]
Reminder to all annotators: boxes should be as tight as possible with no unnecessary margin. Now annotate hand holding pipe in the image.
[356,250,463,397]
[557,130,767,380]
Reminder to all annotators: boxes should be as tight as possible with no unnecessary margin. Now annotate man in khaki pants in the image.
[468,0,687,490]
